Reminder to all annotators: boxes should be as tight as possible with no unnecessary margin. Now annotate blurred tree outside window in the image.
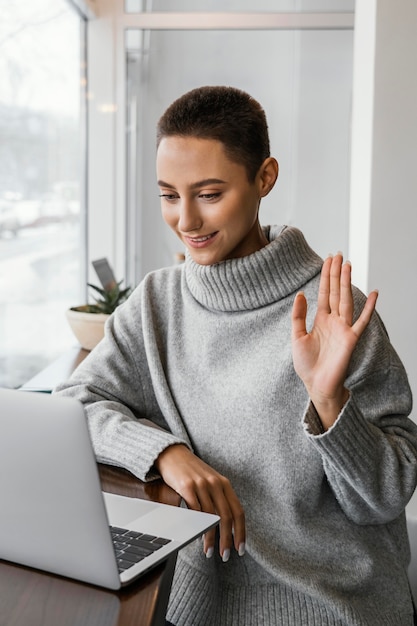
[0,0,86,388]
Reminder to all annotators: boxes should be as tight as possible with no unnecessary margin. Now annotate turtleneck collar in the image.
[184,225,323,312]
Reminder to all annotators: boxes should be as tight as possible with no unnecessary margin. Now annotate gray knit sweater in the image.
[55,226,417,625]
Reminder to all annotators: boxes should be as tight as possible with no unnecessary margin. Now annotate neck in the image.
[256,222,269,250]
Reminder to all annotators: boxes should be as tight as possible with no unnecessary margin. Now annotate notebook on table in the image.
[0,388,219,590]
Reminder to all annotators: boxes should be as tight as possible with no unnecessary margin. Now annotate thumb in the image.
[292,291,308,341]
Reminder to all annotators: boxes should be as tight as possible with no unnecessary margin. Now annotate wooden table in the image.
[9,347,181,626]
[0,464,181,626]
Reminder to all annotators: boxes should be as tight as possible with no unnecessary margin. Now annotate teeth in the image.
[192,235,211,242]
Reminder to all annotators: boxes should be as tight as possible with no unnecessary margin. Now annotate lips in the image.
[190,234,212,242]
[184,232,218,248]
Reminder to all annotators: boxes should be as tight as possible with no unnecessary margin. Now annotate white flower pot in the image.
[66,306,109,351]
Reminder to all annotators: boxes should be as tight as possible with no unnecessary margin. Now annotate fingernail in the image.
[222,549,230,563]
[205,547,214,559]
[238,542,246,557]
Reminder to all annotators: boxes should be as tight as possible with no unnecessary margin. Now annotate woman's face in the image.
[156,136,275,265]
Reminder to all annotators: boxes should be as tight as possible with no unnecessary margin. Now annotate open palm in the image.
[292,254,378,430]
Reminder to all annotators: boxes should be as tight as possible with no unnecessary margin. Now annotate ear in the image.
[257,157,279,197]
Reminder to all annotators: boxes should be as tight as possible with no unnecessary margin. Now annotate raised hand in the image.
[155,443,245,561]
[291,253,378,431]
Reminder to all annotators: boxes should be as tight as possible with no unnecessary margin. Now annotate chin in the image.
[188,251,224,266]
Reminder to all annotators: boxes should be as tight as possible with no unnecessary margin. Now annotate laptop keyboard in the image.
[110,525,172,573]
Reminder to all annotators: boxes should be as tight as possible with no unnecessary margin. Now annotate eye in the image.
[199,192,221,201]
[159,193,178,202]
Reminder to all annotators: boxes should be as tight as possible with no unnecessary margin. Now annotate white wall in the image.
[349,0,417,399]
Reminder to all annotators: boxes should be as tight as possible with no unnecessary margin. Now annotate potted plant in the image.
[66,280,132,351]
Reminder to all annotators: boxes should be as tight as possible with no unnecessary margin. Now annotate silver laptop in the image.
[0,388,219,590]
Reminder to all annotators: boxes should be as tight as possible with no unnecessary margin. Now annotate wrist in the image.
[154,443,189,473]
[310,388,350,431]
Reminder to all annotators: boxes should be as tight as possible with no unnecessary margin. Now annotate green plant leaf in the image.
[87,280,132,314]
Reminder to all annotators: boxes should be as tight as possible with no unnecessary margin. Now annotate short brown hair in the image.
[156,86,270,182]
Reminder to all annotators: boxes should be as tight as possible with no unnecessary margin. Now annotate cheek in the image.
[161,207,177,229]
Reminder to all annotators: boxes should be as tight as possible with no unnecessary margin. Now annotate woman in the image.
[56,86,417,625]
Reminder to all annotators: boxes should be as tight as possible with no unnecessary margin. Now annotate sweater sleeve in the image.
[54,284,190,481]
[303,308,417,525]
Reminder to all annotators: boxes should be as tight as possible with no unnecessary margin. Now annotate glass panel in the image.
[125,0,355,12]
[0,1,86,388]
[126,27,353,281]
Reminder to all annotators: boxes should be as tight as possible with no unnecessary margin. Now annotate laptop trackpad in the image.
[103,491,160,527]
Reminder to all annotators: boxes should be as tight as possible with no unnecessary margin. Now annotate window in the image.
[0,1,86,388]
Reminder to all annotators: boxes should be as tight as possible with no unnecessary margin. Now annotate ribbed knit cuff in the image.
[93,415,189,482]
[303,394,379,475]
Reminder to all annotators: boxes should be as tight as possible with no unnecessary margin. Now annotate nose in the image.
[178,198,202,233]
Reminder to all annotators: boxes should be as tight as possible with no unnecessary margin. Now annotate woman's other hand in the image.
[155,444,245,562]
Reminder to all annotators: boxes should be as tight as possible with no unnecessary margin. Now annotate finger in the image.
[352,290,379,338]
[317,255,332,314]
[291,291,308,341]
[212,486,238,562]
[193,495,217,558]
[329,253,343,314]
[204,478,245,561]
[339,260,354,324]
[203,528,217,558]
[182,481,233,561]
[232,504,246,557]
[178,484,218,558]
[222,483,246,556]
[180,481,234,560]
[179,481,203,512]
[194,483,227,557]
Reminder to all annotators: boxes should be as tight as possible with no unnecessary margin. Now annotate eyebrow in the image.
[157,178,227,190]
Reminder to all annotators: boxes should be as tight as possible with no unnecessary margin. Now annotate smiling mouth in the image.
[184,232,218,248]
[190,234,213,242]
